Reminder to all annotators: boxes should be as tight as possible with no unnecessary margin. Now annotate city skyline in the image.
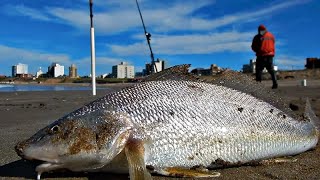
[10,61,136,77]
[0,0,319,76]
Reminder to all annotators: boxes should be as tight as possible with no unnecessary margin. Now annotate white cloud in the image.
[0,45,75,75]
[0,0,311,74]
[0,45,71,64]
[2,0,308,34]
[42,1,215,34]
[74,56,127,66]
[110,31,254,55]
[0,44,131,75]
[275,55,306,70]
[73,56,134,75]
[3,4,51,21]
[46,7,140,34]
[206,0,309,30]
[47,8,89,28]
[84,0,143,8]
[46,0,307,33]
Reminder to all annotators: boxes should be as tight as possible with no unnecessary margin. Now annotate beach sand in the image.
[0,80,319,180]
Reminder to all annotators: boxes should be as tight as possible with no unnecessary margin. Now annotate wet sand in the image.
[0,80,319,180]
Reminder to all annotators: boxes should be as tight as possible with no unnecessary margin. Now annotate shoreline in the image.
[0,82,135,92]
[0,82,135,86]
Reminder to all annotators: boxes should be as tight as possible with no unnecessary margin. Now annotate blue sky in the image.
[0,0,319,76]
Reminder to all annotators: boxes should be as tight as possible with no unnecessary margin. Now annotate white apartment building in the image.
[112,62,134,78]
[48,63,64,77]
[12,63,28,77]
[153,59,166,73]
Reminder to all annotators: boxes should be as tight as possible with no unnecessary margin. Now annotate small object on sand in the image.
[37,173,41,180]
[301,79,307,86]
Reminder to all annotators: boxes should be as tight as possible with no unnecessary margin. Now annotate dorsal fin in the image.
[142,64,199,82]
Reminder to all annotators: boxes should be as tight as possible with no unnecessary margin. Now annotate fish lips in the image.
[23,156,64,173]
[16,150,64,174]
[35,160,64,173]
[15,141,63,171]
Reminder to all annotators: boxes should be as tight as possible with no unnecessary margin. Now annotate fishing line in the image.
[135,0,158,73]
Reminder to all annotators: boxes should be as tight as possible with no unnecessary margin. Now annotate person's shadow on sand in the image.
[0,160,128,180]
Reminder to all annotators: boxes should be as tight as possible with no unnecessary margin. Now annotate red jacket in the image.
[251,31,275,56]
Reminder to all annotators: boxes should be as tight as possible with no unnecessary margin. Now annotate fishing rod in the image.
[135,0,158,73]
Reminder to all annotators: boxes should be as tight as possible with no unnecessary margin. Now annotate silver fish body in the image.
[101,80,318,169]
[16,80,319,178]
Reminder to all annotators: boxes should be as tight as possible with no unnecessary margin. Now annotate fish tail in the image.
[305,98,320,131]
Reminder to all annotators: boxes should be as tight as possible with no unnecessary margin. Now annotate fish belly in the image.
[144,122,317,169]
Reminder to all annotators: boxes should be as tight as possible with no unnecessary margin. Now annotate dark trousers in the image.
[255,56,278,86]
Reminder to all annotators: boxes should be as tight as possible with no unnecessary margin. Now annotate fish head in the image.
[15,110,133,173]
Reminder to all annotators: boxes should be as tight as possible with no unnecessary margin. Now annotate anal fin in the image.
[158,167,220,178]
[125,138,152,180]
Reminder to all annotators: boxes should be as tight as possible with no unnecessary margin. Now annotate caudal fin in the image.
[305,98,320,131]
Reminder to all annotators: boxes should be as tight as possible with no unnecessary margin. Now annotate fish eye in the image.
[50,125,60,134]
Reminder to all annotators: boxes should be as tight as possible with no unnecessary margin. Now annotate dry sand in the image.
[0,80,319,180]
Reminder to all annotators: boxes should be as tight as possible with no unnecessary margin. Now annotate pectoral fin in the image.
[125,138,152,180]
[157,167,220,178]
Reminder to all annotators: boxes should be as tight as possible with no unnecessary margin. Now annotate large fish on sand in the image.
[15,65,319,180]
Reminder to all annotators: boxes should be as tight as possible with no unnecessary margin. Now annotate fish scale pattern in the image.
[79,80,318,169]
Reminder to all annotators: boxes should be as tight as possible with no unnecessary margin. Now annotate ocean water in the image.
[0,84,106,92]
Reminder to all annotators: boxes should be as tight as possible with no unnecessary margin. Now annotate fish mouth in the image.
[22,156,64,173]
[15,142,64,172]
[35,160,64,173]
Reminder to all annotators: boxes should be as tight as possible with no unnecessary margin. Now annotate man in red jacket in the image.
[251,24,278,89]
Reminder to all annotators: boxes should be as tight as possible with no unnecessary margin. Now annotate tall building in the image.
[154,59,166,73]
[12,63,28,77]
[69,64,78,78]
[112,62,135,78]
[242,59,256,73]
[305,58,320,69]
[48,63,64,77]
[36,67,44,78]
[145,59,167,75]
